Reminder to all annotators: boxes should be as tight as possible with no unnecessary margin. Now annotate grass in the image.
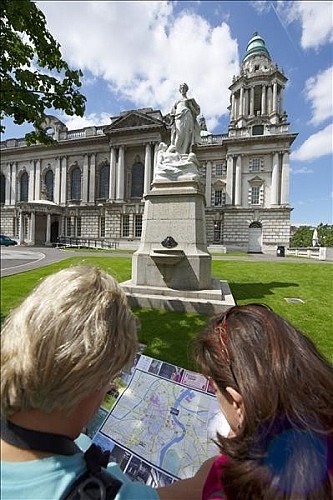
[1,257,332,368]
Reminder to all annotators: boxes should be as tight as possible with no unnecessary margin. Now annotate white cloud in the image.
[59,112,112,130]
[291,123,333,161]
[304,66,333,126]
[277,1,333,50]
[37,1,239,130]
[290,166,314,175]
[250,1,271,14]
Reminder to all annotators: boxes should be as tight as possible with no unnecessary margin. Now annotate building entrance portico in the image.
[17,200,63,246]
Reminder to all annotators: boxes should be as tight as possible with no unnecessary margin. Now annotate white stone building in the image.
[0,33,297,253]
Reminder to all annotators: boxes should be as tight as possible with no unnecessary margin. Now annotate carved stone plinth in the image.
[121,179,236,314]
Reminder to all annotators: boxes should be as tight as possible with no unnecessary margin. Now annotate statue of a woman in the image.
[170,83,201,155]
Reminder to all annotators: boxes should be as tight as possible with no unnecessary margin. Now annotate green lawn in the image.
[1,257,332,368]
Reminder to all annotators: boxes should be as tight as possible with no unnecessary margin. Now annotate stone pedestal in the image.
[121,179,235,315]
[132,180,211,290]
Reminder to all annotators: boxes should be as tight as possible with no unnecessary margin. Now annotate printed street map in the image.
[86,353,229,487]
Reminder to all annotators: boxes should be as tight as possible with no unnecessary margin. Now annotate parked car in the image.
[0,235,18,246]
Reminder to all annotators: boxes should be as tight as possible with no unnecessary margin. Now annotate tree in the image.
[0,0,86,145]
[290,224,333,248]
[290,226,312,248]
[317,224,333,247]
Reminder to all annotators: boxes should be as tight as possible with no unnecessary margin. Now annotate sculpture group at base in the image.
[154,83,201,183]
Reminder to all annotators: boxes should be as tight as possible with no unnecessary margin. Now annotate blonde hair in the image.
[1,265,138,417]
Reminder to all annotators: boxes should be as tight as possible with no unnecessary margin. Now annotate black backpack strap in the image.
[62,444,122,500]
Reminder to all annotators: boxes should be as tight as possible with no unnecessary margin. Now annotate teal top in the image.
[243,32,271,62]
[1,434,159,500]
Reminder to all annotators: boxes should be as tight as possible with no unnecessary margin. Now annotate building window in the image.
[75,216,81,237]
[0,173,5,204]
[134,214,142,238]
[12,217,18,236]
[66,217,72,236]
[131,162,144,198]
[99,216,105,237]
[99,165,109,199]
[213,221,222,242]
[45,170,54,201]
[215,163,226,176]
[70,167,81,200]
[122,214,130,237]
[250,158,262,172]
[20,171,29,201]
[214,190,225,207]
[250,186,260,205]
[252,125,264,135]
[24,216,29,238]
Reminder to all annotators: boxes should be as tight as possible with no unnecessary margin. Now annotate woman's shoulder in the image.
[202,455,228,500]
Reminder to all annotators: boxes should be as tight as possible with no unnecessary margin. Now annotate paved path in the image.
[0,246,134,277]
[1,245,331,278]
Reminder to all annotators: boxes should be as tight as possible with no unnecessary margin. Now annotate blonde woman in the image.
[1,265,213,500]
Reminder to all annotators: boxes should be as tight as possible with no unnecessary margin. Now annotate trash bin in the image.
[276,245,285,257]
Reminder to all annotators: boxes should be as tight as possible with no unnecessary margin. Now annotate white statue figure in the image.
[154,144,199,182]
[170,83,201,155]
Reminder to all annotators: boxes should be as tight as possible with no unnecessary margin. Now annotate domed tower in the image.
[228,32,288,134]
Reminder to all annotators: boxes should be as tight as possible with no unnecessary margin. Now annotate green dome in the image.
[243,32,271,62]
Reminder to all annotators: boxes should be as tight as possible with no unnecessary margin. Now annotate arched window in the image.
[0,173,5,204]
[99,164,109,199]
[70,167,81,200]
[249,221,262,229]
[131,162,144,198]
[20,171,29,202]
[45,170,54,201]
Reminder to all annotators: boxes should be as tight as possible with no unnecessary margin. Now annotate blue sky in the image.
[3,1,332,226]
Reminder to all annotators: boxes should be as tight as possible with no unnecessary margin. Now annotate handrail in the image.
[56,236,119,250]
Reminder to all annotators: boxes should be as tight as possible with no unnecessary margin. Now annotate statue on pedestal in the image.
[170,83,201,155]
[155,83,201,182]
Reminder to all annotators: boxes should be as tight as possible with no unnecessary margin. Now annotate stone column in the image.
[34,160,41,200]
[250,87,255,116]
[244,89,249,116]
[231,94,235,120]
[29,211,36,245]
[11,162,17,204]
[82,154,89,203]
[5,165,11,205]
[273,82,278,113]
[271,152,279,205]
[109,146,116,200]
[239,88,244,116]
[19,211,24,244]
[280,151,289,204]
[54,157,61,204]
[46,213,51,245]
[261,85,266,115]
[60,156,67,204]
[143,143,152,196]
[235,155,242,205]
[205,161,212,207]
[89,153,96,203]
[28,161,35,201]
[226,155,234,205]
[153,142,158,179]
[116,145,125,200]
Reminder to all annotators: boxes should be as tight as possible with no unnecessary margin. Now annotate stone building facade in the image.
[0,33,297,253]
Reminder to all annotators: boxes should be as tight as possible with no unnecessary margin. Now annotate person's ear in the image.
[226,386,244,426]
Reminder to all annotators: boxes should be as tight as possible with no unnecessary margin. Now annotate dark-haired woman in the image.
[193,304,333,499]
